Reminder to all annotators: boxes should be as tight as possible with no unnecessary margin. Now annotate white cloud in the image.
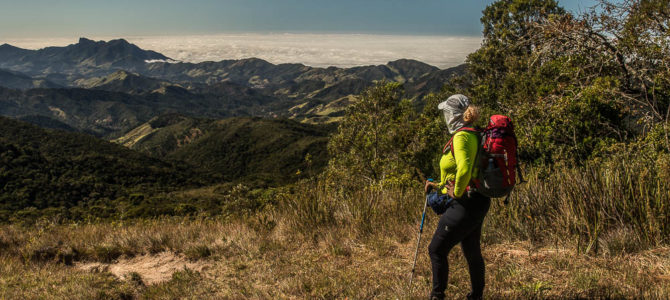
[3,33,482,69]
[144,59,179,64]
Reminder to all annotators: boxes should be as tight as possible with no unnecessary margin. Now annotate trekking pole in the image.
[409,179,431,290]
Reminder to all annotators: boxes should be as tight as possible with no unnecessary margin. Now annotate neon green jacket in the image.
[439,130,479,197]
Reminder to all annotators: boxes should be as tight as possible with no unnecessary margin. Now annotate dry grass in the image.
[1,215,669,299]
[485,157,670,252]
[1,158,668,298]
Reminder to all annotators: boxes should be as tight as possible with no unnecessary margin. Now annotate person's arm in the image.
[439,154,455,194]
[424,179,450,194]
[450,133,478,198]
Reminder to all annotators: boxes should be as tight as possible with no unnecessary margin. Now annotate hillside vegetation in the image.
[0,114,333,223]
[0,68,61,90]
[116,114,331,184]
[0,117,217,222]
[0,84,277,137]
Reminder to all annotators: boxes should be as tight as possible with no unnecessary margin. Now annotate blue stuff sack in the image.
[426,191,453,215]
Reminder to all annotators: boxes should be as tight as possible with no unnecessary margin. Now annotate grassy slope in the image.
[2,157,669,298]
[74,70,175,94]
[1,213,668,299]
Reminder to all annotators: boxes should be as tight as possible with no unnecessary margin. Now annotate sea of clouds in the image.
[4,33,482,69]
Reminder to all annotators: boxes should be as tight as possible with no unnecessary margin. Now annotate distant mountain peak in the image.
[78,37,95,44]
[387,59,438,70]
[109,38,130,45]
[76,37,139,50]
[0,43,27,53]
[0,38,171,76]
[385,59,440,82]
[234,57,273,67]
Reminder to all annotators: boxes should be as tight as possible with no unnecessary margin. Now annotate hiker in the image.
[424,94,490,300]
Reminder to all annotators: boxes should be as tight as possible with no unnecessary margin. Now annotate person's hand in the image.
[445,182,457,199]
[424,180,435,194]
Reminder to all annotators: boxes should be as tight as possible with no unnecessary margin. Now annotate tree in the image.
[463,0,670,164]
[466,0,566,111]
[524,0,670,159]
[325,82,437,189]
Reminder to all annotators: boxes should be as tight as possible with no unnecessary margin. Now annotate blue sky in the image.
[0,0,599,38]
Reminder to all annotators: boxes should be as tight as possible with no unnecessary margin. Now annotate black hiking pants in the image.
[428,191,491,300]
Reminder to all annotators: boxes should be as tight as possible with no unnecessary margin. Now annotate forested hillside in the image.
[0,117,217,222]
[116,114,331,183]
[0,114,332,222]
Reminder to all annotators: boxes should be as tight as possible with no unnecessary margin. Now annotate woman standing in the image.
[424,94,490,300]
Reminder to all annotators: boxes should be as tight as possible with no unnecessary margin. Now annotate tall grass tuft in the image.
[278,180,337,232]
[279,179,421,236]
[488,157,669,252]
[282,155,668,253]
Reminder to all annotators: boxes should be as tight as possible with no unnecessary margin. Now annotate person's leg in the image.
[461,223,485,299]
[428,201,478,299]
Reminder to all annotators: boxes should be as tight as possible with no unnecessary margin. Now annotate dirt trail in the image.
[77,252,209,285]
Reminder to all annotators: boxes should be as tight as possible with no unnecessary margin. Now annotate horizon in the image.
[1,33,483,69]
[0,0,599,69]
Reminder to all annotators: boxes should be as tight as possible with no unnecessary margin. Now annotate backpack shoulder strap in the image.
[452,128,485,190]
[459,127,479,134]
[442,127,480,154]
[442,136,455,154]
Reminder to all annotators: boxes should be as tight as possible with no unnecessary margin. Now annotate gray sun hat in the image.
[438,94,471,134]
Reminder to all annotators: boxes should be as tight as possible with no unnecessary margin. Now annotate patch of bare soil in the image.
[77,252,210,285]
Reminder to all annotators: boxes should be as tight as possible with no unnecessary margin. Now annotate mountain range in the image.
[0,38,167,81]
[0,114,331,220]
[0,37,461,219]
[0,38,464,137]
[0,38,459,178]
[0,38,457,88]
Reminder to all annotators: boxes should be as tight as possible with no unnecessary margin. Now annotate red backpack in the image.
[443,115,525,202]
